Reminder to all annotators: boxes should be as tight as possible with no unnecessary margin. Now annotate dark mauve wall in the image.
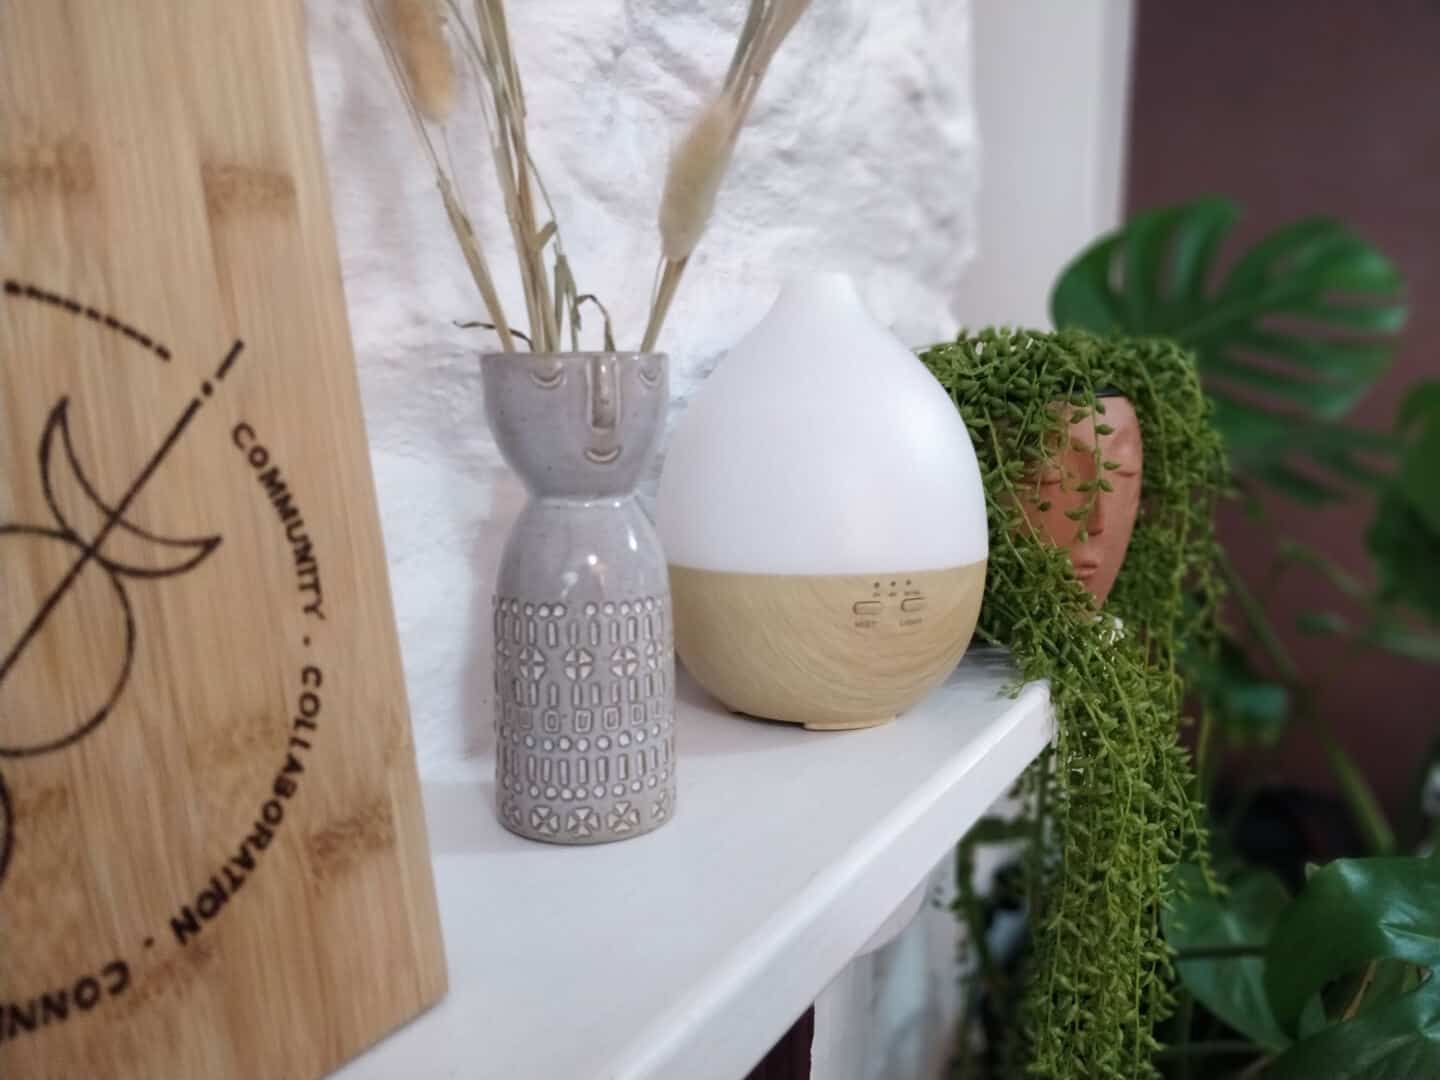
[1126,1,1440,825]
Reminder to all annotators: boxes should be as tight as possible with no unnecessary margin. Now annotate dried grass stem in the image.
[374,0,813,356]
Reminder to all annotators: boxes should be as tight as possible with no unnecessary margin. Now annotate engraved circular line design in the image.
[0,770,13,886]
[0,285,234,760]
[0,524,136,759]
[0,283,173,758]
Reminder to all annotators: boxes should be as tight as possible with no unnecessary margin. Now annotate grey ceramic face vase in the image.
[483,352,675,844]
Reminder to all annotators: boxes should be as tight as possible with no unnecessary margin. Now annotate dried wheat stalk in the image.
[369,0,518,350]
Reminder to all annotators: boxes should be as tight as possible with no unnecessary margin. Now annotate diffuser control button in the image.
[901,597,927,613]
[853,601,883,616]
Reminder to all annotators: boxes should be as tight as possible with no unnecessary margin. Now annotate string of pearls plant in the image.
[920,329,1227,1080]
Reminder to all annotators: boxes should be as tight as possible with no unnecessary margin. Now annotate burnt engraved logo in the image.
[0,267,335,1051]
[0,280,241,894]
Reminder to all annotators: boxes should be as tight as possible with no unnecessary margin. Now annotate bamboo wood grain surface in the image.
[0,3,446,1077]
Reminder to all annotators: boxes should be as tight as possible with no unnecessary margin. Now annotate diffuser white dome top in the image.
[657,273,987,574]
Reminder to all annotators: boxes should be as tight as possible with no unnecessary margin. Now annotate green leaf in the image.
[1265,856,1440,1035]
[1296,611,1349,637]
[1305,610,1440,663]
[1368,489,1440,623]
[1264,858,1440,1077]
[1050,197,1405,500]
[1398,382,1440,435]
[1401,429,1440,533]
[1214,399,1396,504]
[1264,986,1440,1080]
[1188,637,1290,745]
[1365,624,1440,663]
[1165,864,1292,1050]
[1360,958,1427,1011]
[1205,351,1373,415]
[1397,381,1440,535]
[1250,461,1347,506]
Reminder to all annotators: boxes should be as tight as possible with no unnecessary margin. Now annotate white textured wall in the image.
[306,4,1130,1077]
[306,0,979,782]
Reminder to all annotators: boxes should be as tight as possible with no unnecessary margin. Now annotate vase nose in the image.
[483,352,668,498]
[585,355,623,469]
[588,355,618,432]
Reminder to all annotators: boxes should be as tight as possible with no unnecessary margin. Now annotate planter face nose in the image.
[1020,395,1143,606]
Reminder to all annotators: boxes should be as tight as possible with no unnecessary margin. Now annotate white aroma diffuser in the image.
[656,272,988,730]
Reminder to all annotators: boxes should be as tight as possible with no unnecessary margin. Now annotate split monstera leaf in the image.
[1052,196,1406,505]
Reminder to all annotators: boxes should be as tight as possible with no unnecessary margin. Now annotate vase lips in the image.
[655,273,987,575]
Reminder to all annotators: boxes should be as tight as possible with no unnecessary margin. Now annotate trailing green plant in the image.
[1050,197,1415,843]
[1040,196,1440,1078]
[920,329,1227,1079]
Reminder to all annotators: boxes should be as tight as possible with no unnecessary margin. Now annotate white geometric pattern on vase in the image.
[494,592,675,844]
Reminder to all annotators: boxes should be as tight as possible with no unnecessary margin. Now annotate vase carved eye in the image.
[637,361,663,390]
[528,362,565,390]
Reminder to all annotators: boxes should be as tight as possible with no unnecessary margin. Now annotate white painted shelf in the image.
[337,649,1051,1080]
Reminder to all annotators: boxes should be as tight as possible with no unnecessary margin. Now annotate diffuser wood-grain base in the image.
[669,562,986,730]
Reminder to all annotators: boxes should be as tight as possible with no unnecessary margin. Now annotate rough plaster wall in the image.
[306,0,979,782]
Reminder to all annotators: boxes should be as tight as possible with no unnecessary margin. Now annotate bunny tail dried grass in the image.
[368,0,516,350]
[385,0,457,123]
[641,0,813,351]
[658,94,740,263]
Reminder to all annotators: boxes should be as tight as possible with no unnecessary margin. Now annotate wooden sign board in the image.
[0,3,447,1077]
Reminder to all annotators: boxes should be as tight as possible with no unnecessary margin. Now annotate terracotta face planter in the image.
[1019,395,1142,606]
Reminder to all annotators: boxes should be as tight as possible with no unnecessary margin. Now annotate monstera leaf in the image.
[1395,381,1440,535]
[1165,863,1293,1050]
[1051,197,1406,502]
[1262,856,1440,1079]
[1367,493,1440,626]
[1186,638,1291,745]
[1373,382,1440,623]
[1300,382,1440,645]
